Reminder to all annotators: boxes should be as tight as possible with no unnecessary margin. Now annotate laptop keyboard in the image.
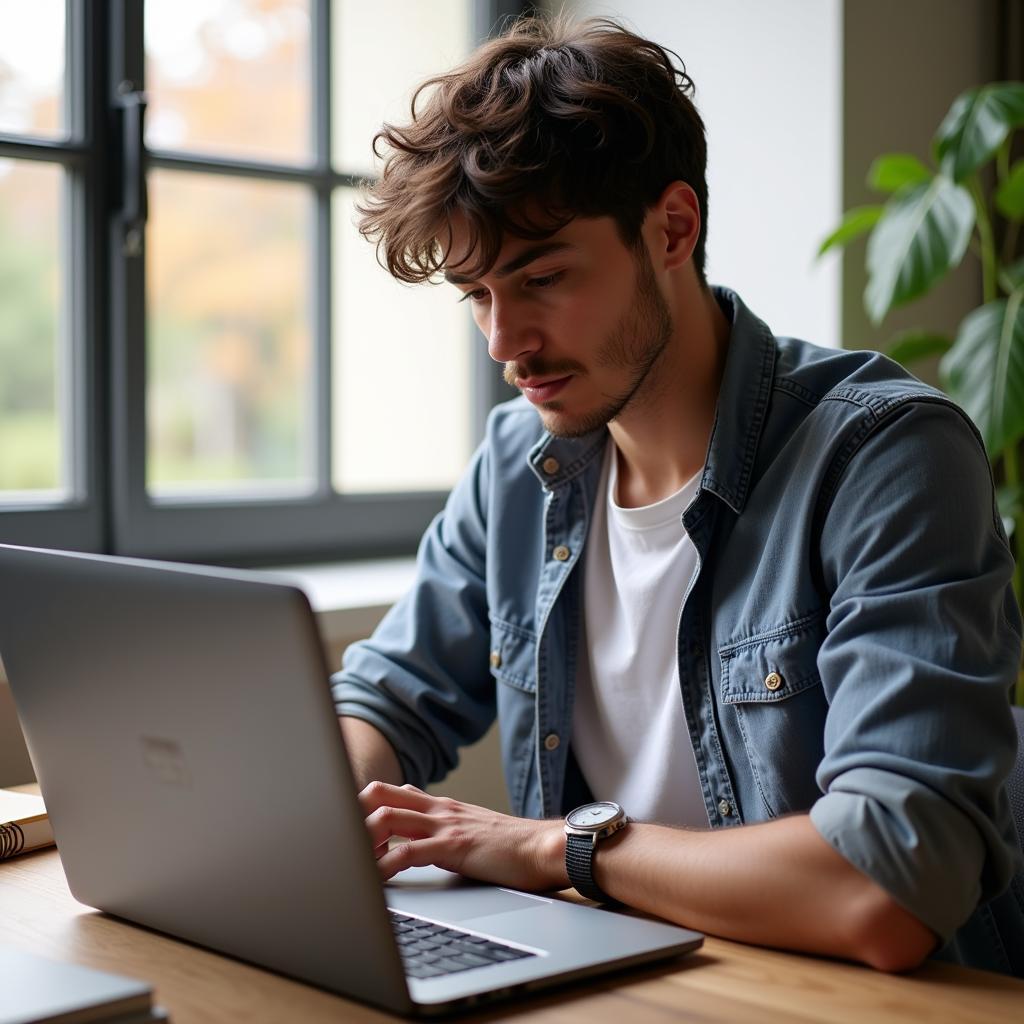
[389,910,537,980]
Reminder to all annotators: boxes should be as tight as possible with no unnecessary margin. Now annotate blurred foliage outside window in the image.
[0,0,65,497]
[144,0,473,496]
[0,161,63,496]
[146,0,311,164]
[147,170,313,493]
[145,0,315,494]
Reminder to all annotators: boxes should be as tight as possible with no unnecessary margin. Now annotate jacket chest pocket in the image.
[718,615,828,819]
[489,618,537,814]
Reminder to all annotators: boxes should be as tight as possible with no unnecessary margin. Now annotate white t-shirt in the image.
[571,441,710,826]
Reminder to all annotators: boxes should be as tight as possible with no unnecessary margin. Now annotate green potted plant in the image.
[819,82,1024,704]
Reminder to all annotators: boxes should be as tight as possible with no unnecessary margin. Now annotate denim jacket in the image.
[333,288,1024,975]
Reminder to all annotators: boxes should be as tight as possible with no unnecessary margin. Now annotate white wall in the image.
[543,0,843,347]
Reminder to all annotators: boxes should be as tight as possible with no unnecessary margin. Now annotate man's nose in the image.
[486,298,541,365]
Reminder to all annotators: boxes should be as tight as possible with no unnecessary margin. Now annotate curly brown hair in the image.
[356,15,708,286]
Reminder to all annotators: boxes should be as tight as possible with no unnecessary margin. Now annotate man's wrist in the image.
[589,821,630,899]
[538,818,570,890]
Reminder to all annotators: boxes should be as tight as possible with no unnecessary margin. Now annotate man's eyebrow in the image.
[443,242,574,286]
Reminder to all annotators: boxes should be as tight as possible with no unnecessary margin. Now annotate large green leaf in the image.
[995,159,1024,220]
[817,205,883,257]
[934,82,1024,183]
[884,330,952,368]
[864,177,974,324]
[867,153,932,193]
[940,288,1024,456]
[1004,256,1024,292]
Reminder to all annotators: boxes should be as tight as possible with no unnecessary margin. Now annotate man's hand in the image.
[359,781,569,893]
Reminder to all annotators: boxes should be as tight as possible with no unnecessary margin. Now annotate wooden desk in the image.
[2,849,1022,1023]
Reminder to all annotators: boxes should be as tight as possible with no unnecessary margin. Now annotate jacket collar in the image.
[528,286,777,516]
[699,287,777,515]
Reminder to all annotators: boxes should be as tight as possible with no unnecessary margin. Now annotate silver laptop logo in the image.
[140,736,191,788]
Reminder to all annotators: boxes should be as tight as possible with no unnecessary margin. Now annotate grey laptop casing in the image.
[0,545,703,1015]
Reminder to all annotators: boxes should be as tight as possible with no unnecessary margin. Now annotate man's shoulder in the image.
[718,288,952,429]
[763,335,990,495]
[771,335,948,416]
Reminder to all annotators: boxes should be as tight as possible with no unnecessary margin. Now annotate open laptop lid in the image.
[0,545,704,1015]
[0,544,415,1015]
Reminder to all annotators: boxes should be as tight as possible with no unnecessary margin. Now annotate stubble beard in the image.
[505,250,674,439]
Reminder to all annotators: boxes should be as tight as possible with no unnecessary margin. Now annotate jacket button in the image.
[542,456,560,475]
[489,650,502,668]
[553,545,571,562]
[764,671,783,692]
[718,798,733,816]
[543,733,560,751]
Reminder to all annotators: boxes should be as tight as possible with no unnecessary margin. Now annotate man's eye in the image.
[526,271,564,289]
[458,288,489,304]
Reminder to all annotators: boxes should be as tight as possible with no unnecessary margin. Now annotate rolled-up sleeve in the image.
[810,398,1023,942]
[330,436,495,789]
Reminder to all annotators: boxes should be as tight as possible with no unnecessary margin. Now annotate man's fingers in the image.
[365,805,435,850]
[358,779,434,816]
[377,837,457,881]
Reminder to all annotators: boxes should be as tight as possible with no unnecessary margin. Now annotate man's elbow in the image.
[850,889,939,973]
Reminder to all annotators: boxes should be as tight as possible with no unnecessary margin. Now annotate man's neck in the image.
[609,286,731,509]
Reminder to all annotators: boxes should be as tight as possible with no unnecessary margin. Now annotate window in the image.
[0,1,102,551]
[0,1,520,563]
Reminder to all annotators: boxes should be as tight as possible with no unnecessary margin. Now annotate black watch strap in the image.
[565,832,614,903]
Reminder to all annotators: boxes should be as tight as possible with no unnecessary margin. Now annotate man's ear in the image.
[644,181,700,272]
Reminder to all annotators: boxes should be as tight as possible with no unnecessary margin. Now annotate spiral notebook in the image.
[0,789,53,861]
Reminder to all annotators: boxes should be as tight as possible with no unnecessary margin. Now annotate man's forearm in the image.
[591,813,938,972]
[340,717,403,790]
[357,785,940,972]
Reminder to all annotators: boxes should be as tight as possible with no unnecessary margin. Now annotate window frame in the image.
[0,0,106,552]
[0,0,521,564]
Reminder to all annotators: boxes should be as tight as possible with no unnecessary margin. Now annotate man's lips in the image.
[517,375,572,403]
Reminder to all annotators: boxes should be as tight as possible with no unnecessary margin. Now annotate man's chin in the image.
[537,405,610,440]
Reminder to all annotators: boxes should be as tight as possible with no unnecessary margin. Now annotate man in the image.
[332,16,1024,975]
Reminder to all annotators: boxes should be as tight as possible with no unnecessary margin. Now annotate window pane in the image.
[145,0,311,164]
[332,0,471,175]
[0,159,66,500]
[147,171,313,496]
[0,0,66,138]
[333,188,472,493]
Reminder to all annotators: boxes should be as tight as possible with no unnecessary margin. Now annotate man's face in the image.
[444,216,673,438]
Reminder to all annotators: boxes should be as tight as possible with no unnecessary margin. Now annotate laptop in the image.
[0,544,703,1016]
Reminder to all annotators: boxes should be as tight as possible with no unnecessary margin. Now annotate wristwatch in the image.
[564,801,628,903]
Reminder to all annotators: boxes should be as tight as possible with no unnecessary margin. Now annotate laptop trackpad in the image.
[386,865,552,921]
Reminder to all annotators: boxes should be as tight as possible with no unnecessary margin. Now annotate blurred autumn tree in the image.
[0,0,313,492]
[0,158,61,493]
[145,0,312,489]
[0,0,62,491]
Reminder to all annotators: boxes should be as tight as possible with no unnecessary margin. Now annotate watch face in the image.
[566,801,623,831]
